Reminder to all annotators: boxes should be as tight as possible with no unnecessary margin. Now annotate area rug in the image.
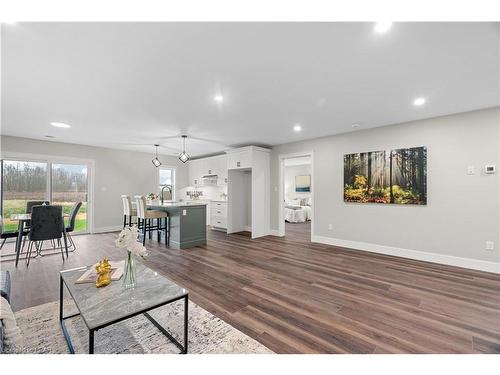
[14,299,273,354]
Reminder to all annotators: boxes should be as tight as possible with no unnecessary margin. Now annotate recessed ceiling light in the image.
[413,97,426,106]
[50,122,71,128]
[351,123,361,128]
[293,124,302,132]
[214,94,224,103]
[374,22,393,34]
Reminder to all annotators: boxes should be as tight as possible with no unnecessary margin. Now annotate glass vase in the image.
[122,250,137,289]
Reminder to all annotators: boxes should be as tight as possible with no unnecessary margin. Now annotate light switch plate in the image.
[485,165,496,174]
[467,166,475,175]
[486,241,494,251]
[182,209,187,216]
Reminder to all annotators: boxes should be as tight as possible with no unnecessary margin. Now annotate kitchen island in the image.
[147,201,207,249]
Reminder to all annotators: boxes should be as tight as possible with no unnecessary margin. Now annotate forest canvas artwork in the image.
[344,146,427,205]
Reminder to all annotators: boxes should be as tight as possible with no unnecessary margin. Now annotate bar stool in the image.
[121,195,137,228]
[134,196,170,247]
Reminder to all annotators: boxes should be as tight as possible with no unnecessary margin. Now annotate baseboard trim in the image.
[92,225,122,234]
[311,235,500,274]
[267,229,283,237]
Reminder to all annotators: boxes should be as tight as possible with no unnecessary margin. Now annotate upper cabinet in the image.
[188,154,227,186]
[226,149,252,170]
[226,146,270,170]
[187,147,270,187]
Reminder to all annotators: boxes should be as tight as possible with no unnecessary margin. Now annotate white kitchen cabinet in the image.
[211,201,227,231]
[226,146,270,238]
[212,155,228,184]
[188,159,202,187]
[226,149,252,170]
[188,155,227,186]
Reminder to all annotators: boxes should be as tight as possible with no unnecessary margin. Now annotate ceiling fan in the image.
[113,142,180,154]
[156,134,227,146]
[113,134,228,165]
[114,134,226,151]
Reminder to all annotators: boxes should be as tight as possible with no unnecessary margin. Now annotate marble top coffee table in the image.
[59,262,188,354]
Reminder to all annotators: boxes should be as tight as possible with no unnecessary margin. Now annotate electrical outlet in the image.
[485,241,494,251]
[328,224,333,230]
[467,166,475,175]
[182,209,187,216]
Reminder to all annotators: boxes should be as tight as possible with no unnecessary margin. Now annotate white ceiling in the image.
[2,22,499,157]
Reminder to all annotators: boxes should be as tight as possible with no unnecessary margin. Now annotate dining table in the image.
[10,213,70,267]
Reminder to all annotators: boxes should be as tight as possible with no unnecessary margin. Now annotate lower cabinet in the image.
[210,201,227,231]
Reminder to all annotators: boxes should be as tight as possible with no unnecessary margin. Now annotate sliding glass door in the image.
[1,160,49,232]
[1,158,91,233]
[51,163,88,232]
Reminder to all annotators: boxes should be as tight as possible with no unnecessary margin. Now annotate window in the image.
[158,167,176,201]
[1,158,90,233]
[1,160,48,232]
[51,163,89,232]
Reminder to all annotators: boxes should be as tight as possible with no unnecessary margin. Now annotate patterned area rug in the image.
[14,299,273,354]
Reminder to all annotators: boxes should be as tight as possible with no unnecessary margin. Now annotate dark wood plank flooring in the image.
[2,221,500,353]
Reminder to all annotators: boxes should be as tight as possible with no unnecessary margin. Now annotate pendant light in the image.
[178,135,190,163]
[151,144,162,167]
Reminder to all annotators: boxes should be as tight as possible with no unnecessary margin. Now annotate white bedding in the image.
[284,205,311,223]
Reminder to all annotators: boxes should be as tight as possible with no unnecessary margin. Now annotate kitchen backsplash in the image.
[178,185,227,201]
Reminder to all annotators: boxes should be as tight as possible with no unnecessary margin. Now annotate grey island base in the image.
[147,202,207,249]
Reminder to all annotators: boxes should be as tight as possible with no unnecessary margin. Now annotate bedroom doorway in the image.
[278,152,314,242]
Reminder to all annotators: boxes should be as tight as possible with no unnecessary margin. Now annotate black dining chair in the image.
[26,205,67,266]
[65,202,82,250]
[23,201,50,248]
[26,201,50,214]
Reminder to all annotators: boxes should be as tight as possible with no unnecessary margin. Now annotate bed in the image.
[284,200,311,223]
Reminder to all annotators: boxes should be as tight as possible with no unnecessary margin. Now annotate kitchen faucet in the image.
[161,185,173,204]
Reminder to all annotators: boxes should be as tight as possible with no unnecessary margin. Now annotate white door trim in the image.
[278,151,314,240]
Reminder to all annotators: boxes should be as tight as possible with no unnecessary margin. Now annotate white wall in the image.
[270,108,500,272]
[0,136,189,232]
[285,164,312,202]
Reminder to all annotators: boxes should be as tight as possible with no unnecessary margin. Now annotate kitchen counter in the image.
[147,202,206,249]
[151,201,208,207]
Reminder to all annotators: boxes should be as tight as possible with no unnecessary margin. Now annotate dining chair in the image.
[121,195,137,228]
[22,201,50,249]
[26,205,67,266]
[65,201,83,250]
[25,201,50,214]
[134,196,169,247]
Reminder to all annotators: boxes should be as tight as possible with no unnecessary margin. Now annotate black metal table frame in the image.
[59,272,188,354]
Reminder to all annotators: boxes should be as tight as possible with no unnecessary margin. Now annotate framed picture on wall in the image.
[343,146,427,205]
[295,175,311,193]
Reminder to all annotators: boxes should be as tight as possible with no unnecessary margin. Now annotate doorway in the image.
[278,152,314,242]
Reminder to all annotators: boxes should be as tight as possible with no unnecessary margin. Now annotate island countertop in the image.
[148,201,208,208]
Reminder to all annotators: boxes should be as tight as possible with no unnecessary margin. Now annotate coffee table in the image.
[59,262,188,354]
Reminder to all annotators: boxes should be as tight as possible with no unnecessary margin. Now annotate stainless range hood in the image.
[201,174,218,185]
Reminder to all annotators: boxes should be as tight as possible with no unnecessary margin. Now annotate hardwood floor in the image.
[2,223,500,353]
